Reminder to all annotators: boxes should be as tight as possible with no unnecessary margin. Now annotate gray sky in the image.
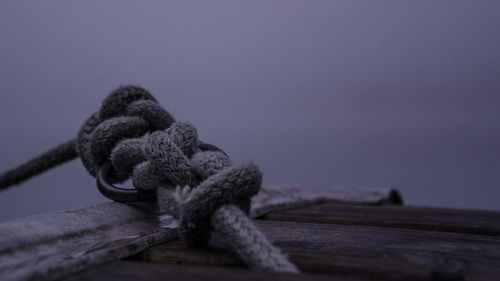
[0,1,499,221]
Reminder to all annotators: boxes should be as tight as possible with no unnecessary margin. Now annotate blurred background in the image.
[0,1,499,221]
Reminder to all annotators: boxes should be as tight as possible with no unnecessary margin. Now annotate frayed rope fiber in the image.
[0,85,299,273]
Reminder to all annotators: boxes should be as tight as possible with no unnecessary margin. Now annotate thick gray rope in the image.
[0,140,78,190]
[0,85,299,273]
[213,206,299,272]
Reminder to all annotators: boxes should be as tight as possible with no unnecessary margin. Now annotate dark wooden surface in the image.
[263,203,500,236]
[66,261,358,281]
[68,203,500,281]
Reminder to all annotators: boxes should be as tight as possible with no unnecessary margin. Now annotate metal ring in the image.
[97,162,156,202]
[96,142,228,202]
[197,142,229,157]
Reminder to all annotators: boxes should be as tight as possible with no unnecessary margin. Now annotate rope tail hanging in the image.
[0,85,299,273]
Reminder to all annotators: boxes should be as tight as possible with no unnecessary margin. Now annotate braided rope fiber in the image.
[0,85,299,273]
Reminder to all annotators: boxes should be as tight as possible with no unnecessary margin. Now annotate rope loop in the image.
[76,85,174,179]
[176,163,262,246]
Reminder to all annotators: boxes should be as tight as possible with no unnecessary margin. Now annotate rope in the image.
[213,205,298,272]
[0,140,77,190]
[0,85,298,273]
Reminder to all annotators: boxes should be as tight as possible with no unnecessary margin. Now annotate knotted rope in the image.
[0,85,298,273]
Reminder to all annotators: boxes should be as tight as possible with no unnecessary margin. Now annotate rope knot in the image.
[111,122,197,190]
[170,163,262,246]
[0,84,297,273]
[76,85,174,179]
[78,85,263,247]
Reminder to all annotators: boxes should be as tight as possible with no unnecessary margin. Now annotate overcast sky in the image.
[0,1,499,221]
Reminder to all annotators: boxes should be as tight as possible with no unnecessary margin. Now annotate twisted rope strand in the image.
[212,205,299,273]
[0,139,77,190]
[157,187,299,273]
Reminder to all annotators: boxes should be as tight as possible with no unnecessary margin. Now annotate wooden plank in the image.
[138,220,500,281]
[65,260,357,281]
[134,239,242,267]
[0,185,398,281]
[0,201,177,281]
[251,185,402,217]
[262,203,500,236]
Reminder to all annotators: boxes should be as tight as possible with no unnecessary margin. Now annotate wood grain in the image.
[262,203,500,236]
[136,211,500,281]
[0,185,398,281]
[65,261,357,281]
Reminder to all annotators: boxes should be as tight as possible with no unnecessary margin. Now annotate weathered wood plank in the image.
[251,185,402,217]
[133,239,242,267]
[0,202,176,281]
[262,203,500,236]
[0,185,398,281]
[65,260,357,281]
[138,220,500,281]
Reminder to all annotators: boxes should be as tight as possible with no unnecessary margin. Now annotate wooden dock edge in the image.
[0,185,400,281]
